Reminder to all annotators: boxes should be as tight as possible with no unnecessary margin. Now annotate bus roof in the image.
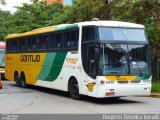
[0,42,6,49]
[77,21,145,28]
[6,24,77,39]
[6,21,145,39]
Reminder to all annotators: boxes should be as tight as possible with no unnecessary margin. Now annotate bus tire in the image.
[20,72,26,88]
[68,78,81,100]
[14,72,20,87]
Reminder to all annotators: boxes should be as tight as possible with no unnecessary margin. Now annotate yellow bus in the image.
[5,21,152,99]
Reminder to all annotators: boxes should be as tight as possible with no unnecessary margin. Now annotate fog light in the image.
[143,80,150,83]
[144,87,150,91]
[100,80,105,84]
[106,81,114,84]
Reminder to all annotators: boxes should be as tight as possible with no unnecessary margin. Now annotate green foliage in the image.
[67,0,111,23]
[0,10,12,40]
[0,1,68,40]
[152,82,160,92]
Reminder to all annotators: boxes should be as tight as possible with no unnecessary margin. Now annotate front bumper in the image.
[95,84,151,98]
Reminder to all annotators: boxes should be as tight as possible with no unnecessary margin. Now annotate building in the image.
[43,0,64,5]
[43,0,72,5]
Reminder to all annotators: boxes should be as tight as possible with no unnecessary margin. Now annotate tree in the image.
[66,0,112,23]
[0,0,69,40]
[10,1,67,32]
[0,10,12,40]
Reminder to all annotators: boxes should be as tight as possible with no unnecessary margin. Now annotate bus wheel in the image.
[69,78,81,100]
[14,72,20,87]
[20,73,26,88]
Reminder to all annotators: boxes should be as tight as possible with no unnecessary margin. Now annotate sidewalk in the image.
[150,92,160,98]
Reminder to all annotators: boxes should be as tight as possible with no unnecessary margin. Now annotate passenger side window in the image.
[13,39,19,51]
[19,38,26,51]
[32,37,37,51]
[37,36,48,50]
[6,39,13,52]
[64,29,79,49]
[64,31,71,48]
[49,34,56,50]
[71,29,79,48]
[82,26,96,42]
[55,33,62,49]
[26,38,33,51]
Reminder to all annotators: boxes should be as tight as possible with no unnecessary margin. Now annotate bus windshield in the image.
[98,27,147,41]
[99,44,150,75]
[0,50,5,67]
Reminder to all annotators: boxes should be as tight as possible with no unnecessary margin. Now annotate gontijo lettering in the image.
[20,55,40,62]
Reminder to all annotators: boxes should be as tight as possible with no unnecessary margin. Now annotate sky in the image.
[0,0,32,13]
[0,0,72,13]
[64,0,72,5]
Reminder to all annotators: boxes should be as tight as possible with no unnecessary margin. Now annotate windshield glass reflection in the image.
[99,44,150,75]
[98,27,147,41]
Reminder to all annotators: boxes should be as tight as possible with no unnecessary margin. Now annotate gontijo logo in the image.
[20,55,40,62]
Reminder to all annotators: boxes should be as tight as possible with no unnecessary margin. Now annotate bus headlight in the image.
[106,81,114,84]
[100,81,114,85]
[144,87,151,91]
[142,80,150,83]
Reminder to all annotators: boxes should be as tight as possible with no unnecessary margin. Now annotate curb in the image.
[150,93,160,98]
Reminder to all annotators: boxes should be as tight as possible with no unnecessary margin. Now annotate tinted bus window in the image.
[26,38,33,51]
[71,29,79,48]
[49,34,56,50]
[37,36,48,50]
[13,39,19,51]
[82,26,96,42]
[55,33,62,49]
[64,29,79,49]
[19,39,26,51]
[32,37,37,51]
[64,31,70,48]
[6,40,13,52]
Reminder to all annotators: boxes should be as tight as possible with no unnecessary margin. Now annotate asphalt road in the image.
[0,81,160,114]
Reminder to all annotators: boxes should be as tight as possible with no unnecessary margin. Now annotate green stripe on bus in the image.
[37,53,56,80]
[135,75,151,80]
[38,52,67,82]
[143,75,151,80]
[135,76,143,80]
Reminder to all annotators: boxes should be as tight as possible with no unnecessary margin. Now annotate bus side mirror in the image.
[149,46,153,62]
